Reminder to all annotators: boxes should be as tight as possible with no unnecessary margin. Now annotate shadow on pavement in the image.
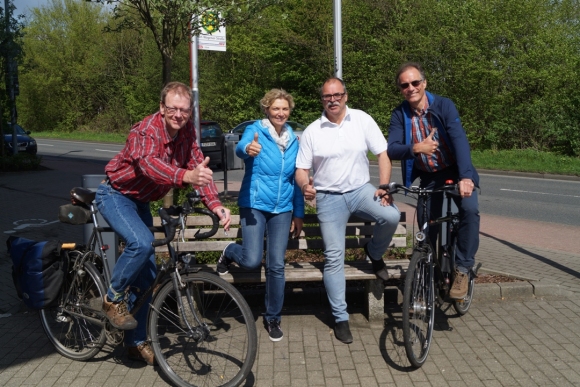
[481,231,580,279]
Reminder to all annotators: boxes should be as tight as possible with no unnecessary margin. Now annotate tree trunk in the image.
[162,52,173,85]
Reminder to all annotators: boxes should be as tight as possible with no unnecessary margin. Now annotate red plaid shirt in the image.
[105,112,221,210]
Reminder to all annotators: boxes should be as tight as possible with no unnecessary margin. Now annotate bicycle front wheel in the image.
[149,271,257,387]
[39,260,107,361]
[402,249,435,368]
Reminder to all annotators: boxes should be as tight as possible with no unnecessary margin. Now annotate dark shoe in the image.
[449,270,469,299]
[266,319,284,342]
[216,243,234,275]
[334,321,353,344]
[365,243,390,281]
[127,342,155,366]
[102,297,137,330]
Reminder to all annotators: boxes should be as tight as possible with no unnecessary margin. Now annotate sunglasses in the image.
[399,79,424,90]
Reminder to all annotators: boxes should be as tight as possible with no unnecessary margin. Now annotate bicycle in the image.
[39,188,258,387]
[381,180,481,368]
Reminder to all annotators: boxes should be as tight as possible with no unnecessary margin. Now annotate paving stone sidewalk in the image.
[1,157,580,386]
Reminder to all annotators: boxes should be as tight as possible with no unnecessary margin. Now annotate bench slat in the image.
[187,260,409,284]
[155,236,407,252]
[152,212,406,227]
[153,223,407,240]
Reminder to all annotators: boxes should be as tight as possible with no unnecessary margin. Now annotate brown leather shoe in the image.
[102,298,137,330]
[127,342,155,366]
[449,270,469,299]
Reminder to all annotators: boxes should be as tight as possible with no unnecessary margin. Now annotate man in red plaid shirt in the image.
[94,81,231,366]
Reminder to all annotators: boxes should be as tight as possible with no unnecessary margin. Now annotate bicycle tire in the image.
[39,259,107,361]
[149,271,257,387]
[402,249,435,368]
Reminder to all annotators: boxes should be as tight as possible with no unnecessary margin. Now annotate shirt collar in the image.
[321,105,350,126]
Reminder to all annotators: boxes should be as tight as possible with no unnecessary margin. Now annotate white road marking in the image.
[95,149,119,153]
[4,219,60,234]
[500,188,580,198]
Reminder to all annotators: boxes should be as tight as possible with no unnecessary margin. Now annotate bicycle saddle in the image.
[70,187,96,206]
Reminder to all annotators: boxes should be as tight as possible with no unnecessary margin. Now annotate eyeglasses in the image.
[399,79,424,90]
[321,92,346,101]
[163,104,192,116]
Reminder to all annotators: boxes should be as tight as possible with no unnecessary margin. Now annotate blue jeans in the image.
[417,167,480,273]
[95,182,156,347]
[316,183,401,323]
[224,208,292,322]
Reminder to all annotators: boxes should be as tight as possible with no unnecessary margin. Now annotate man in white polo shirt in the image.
[295,77,400,344]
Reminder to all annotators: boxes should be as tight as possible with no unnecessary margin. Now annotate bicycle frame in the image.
[64,188,220,324]
[382,181,466,302]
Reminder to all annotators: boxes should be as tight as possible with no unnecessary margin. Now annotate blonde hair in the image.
[160,82,193,106]
[260,89,295,115]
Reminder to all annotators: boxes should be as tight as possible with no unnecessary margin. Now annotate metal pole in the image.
[190,32,201,147]
[223,140,228,197]
[333,0,342,79]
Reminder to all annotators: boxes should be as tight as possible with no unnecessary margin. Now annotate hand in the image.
[458,178,475,198]
[246,132,262,157]
[302,176,316,201]
[214,206,231,231]
[183,157,213,187]
[290,217,303,239]
[374,188,393,206]
[415,128,438,156]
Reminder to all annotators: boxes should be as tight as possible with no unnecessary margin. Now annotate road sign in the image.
[198,11,226,52]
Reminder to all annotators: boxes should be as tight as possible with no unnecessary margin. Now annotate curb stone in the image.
[499,281,534,299]
[532,282,574,298]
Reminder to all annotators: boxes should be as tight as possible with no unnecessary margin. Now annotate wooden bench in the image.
[153,213,409,322]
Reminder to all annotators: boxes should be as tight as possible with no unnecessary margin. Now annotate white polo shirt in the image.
[296,107,387,192]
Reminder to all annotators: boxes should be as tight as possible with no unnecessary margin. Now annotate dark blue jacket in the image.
[387,91,479,188]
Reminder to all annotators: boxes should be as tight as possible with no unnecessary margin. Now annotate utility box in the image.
[82,174,119,278]
[224,134,243,170]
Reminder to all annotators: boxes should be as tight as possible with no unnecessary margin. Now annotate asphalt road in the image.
[36,138,580,227]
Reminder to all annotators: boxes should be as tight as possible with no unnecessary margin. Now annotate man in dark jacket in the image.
[387,62,479,299]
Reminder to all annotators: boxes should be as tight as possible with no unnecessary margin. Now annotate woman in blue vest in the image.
[217,89,304,342]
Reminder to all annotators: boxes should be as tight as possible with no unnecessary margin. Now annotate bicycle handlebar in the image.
[379,182,459,196]
[151,191,221,248]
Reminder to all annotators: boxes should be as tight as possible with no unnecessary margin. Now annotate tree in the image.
[98,0,284,85]
[0,0,25,156]
[18,0,145,133]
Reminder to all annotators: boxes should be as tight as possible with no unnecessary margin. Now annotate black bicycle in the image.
[39,188,257,387]
[381,181,481,368]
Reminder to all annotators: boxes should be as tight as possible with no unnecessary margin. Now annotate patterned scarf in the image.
[262,118,289,153]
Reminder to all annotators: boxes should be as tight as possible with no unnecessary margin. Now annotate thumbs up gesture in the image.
[184,156,213,186]
[301,176,316,201]
[417,128,439,156]
[246,132,262,158]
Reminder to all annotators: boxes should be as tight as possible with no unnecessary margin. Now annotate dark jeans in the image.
[417,167,480,272]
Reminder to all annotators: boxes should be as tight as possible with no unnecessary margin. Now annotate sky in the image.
[14,0,48,16]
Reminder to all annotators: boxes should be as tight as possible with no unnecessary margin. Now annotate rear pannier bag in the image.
[7,237,65,309]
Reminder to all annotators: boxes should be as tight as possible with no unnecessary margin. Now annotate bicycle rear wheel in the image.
[149,271,257,387]
[402,249,435,368]
[39,257,107,361]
